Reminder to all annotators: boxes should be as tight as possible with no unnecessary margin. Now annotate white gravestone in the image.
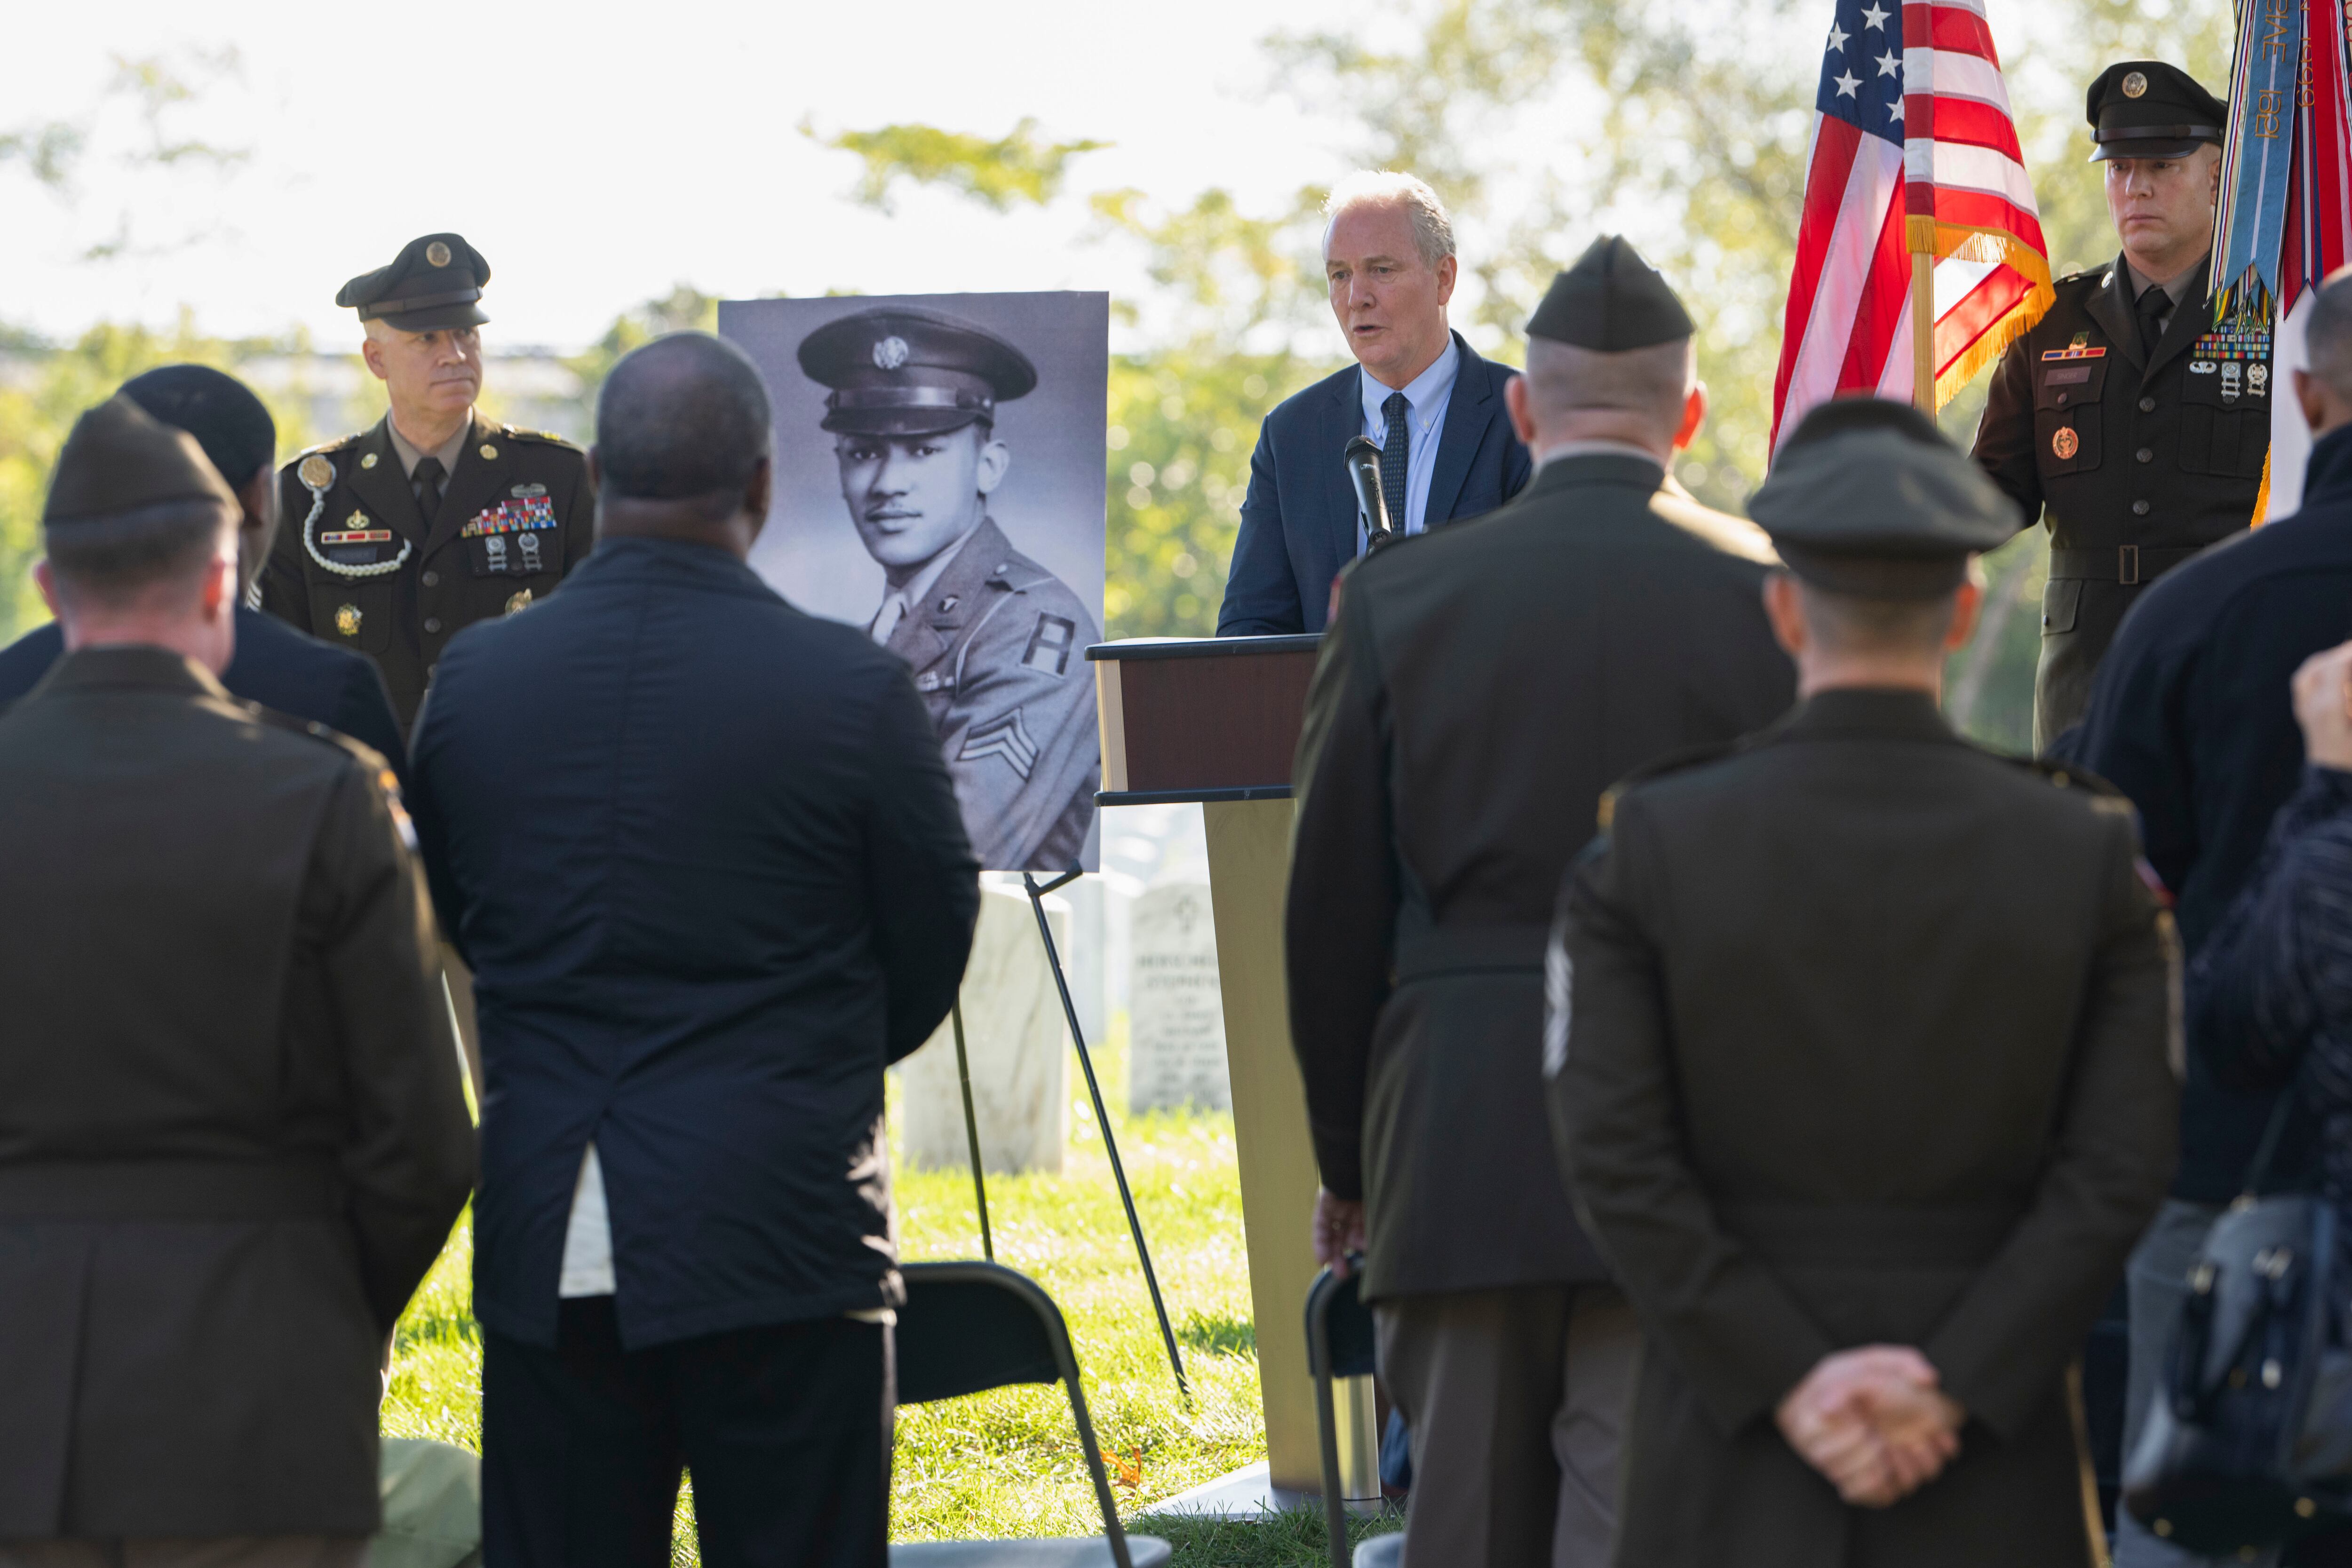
[1128,880,1229,1115]
[898,884,1070,1175]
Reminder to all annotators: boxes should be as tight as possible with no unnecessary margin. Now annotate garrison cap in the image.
[1526,236,1696,351]
[336,233,491,331]
[42,395,239,529]
[1780,394,1946,454]
[2086,61,2226,162]
[797,306,1038,437]
[1750,408,2013,599]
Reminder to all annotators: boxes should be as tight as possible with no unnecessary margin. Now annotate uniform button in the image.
[2054,392,2068,406]
[2137,448,2153,463]
[422,570,440,587]
[424,617,443,634]
[2139,396,2157,413]
[2132,499,2151,517]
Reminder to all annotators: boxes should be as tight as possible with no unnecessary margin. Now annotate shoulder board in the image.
[2054,267,2105,288]
[246,708,413,842]
[2000,753,2134,807]
[501,424,581,450]
[1650,491,1779,565]
[1596,737,1749,832]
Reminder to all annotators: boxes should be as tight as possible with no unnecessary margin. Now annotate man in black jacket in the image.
[0,365,407,784]
[0,395,475,1563]
[1287,237,1795,1566]
[409,333,979,1568]
[2063,266,2352,1568]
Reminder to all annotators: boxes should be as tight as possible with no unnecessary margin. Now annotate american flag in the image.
[1771,0,2052,449]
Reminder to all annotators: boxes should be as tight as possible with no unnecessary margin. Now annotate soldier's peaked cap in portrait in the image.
[797,306,1039,437]
[335,233,491,331]
[1749,410,2013,599]
[43,395,238,530]
[2085,61,2227,161]
[1525,235,1696,351]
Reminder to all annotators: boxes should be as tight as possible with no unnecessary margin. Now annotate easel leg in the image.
[1025,870,1191,1403]
[950,999,993,1262]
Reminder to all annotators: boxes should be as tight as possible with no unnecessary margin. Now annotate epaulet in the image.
[246,706,417,845]
[2002,753,2137,815]
[2054,267,2107,290]
[1595,737,1748,832]
[501,423,581,449]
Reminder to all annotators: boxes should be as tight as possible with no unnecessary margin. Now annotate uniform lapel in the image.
[2084,256,2145,373]
[422,415,509,560]
[891,520,1003,681]
[343,419,424,545]
[1425,333,1492,527]
[2146,265,2214,380]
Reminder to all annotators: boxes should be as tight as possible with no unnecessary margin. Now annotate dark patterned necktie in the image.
[412,456,445,523]
[2137,284,2170,357]
[1380,391,1411,535]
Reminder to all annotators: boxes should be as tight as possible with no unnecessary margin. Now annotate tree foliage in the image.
[807,117,1109,214]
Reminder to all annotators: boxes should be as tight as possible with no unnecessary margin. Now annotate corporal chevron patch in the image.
[959,707,1039,781]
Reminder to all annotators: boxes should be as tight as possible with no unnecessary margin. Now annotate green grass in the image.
[381,1027,1401,1566]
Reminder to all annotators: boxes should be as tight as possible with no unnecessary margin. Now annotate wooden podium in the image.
[1090,634,1328,1503]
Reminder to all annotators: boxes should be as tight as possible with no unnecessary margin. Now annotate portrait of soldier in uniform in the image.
[721,294,1109,872]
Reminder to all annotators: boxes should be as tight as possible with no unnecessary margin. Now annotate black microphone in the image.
[1343,435,1396,553]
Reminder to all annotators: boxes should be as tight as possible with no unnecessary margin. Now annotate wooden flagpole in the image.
[1911,251,1937,416]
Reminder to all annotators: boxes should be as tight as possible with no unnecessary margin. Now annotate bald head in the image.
[591,333,774,552]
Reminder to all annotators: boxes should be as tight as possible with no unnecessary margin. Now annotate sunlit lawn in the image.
[381,1029,1401,1566]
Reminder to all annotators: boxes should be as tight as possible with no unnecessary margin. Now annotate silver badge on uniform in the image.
[486,535,509,572]
[2249,363,2269,396]
[2190,359,2217,374]
[2222,362,2243,403]
[519,533,543,572]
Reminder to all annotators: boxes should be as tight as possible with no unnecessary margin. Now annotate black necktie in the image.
[412,456,445,523]
[1380,392,1411,536]
[2137,284,2170,357]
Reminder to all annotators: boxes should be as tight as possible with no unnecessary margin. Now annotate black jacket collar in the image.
[1528,451,1667,498]
[28,644,230,703]
[2305,423,2352,505]
[1780,686,1958,744]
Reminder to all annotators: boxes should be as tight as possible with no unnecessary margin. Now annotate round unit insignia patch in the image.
[872,335,911,371]
[2052,427,2081,460]
[298,454,335,491]
[426,241,453,268]
[2122,71,2148,98]
[335,603,363,638]
[505,589,534,615]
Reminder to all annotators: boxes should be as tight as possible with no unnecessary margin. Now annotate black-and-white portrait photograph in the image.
[719,291,1108,874]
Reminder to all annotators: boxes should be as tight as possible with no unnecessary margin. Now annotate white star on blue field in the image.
[1820,0,1906,139]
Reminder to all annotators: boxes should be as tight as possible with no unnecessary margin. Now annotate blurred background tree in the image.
[0,0,2239,747]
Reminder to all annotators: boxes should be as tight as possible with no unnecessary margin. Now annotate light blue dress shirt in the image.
[1358,334,1461,541]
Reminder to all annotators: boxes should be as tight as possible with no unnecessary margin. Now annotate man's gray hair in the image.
[2308,267,2352,401]
[1521,337,1696,437]
[1323,171,1456,268]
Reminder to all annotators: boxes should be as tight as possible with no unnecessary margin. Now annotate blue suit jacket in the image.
[1217,331,1533,635]
[408,538,980,1349]
[0,606,408,789]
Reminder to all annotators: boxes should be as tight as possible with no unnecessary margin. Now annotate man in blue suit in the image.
[410,333,979,1568]
[0,365,407,784]
[1218,171,1534,635]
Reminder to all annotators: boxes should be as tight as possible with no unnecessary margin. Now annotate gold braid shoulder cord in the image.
[297,453,412,579]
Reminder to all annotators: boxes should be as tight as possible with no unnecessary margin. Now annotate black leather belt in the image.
[0,1159,343,1220]
[1393,925,1551,983]
[2048,545,2206,586]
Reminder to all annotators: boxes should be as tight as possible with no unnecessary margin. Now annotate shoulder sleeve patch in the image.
[1021,613,1079,675]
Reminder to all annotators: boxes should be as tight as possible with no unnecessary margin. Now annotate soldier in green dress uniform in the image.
[797,305,1100,872]
[259,232,596,732]
[1972,61,2264,749]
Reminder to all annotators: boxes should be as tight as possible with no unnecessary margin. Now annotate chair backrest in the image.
[895,1261,1135,1568]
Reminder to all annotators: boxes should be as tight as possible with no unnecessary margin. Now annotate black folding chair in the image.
[889,1261,1172,1568]
[1305,1265,1401,1568]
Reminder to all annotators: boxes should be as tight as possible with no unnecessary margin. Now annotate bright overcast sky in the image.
[1,0,1361,350]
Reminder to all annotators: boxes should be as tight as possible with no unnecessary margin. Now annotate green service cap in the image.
[796,305,1039,437]
[1750,406,2016,599]
[337,233,491,331]
[1526,235,1696,351]
[43,395,239,530]
[2086,61,2226,162]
